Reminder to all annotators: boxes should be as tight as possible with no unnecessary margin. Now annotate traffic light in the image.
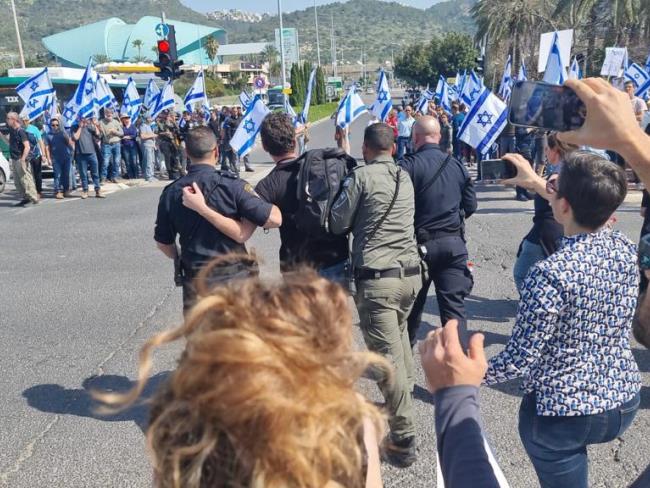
[154,25,184,80]
[475,55,485,74]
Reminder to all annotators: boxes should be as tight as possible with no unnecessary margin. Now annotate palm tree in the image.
[262,44,279,65]
[131,39,143,59]
[204,35,220,75]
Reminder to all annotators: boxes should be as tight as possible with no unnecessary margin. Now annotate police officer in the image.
[330,123,423,468]
[400,116,477,347]
[154,126,282,312]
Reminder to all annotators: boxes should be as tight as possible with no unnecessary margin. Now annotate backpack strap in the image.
[362,166,402,252]
[416,154,452,196]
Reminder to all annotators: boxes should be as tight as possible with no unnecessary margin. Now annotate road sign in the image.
[254,76,266,89]
[155,23,170,38]
[282,88,292,95]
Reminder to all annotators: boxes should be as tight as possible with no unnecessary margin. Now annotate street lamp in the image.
[314,0,321,67]
[9,0,25,69]
[277,0,287,90]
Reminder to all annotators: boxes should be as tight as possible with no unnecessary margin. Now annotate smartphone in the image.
[509,80,586,132]
[479,159,517,181]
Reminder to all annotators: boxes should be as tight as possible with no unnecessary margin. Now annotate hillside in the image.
[0,0,476,64]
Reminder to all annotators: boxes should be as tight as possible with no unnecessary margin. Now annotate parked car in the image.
[0,151,10,193]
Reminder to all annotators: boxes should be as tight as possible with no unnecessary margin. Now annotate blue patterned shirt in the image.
[485,229,642,416]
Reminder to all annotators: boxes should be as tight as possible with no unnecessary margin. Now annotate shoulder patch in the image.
[243,182,255,194]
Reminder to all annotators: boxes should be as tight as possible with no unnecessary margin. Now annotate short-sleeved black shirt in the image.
[9,127,28,160]
[154,163,272,270]
[255,159,349,271]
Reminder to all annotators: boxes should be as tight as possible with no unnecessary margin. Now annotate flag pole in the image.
[10,0,25,69]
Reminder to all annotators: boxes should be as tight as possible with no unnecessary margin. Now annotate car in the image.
[0,151,10,193]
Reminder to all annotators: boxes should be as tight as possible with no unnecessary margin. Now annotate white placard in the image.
[538,29,574,72]
[600,47,628,77]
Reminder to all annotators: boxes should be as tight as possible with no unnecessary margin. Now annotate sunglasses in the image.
[546,176,559,195]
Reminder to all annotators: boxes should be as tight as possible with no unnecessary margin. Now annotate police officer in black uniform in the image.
[399,115,477,347]
[154,126,282,312]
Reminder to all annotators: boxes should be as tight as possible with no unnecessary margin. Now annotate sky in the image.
[182,0,442,14]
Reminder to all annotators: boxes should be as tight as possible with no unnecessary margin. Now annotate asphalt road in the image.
[0,113,648,488]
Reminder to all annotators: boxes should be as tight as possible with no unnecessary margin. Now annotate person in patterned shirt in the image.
[487,151,641,488]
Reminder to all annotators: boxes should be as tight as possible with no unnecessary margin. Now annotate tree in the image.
[93,53,111,64]
[315,66,327,104]
[230,71,248,92]
[290,63,304,107]
[262,44,279,65]
[131,39,143,59]
[204,35,220,74]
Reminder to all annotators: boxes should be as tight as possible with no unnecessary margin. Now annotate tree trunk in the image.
[586,5,598,76]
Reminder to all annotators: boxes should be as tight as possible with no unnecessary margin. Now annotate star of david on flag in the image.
[230,95,270,157]
[144,79,161,112]
[369,69,392,122]
[337,86,368,129]
[120,77,142,123]
[461,71,484,108]
[62,58,96,128]
[458,88,507,156]
[150,80,176,120]
[16,67,56,122]
[183,70,210,120]
[624,63,650,89]
[415,88,434,114]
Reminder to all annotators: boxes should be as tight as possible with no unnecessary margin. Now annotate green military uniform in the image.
[330,157,422,442]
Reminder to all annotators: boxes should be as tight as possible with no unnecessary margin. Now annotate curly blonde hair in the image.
[96,260,389,488]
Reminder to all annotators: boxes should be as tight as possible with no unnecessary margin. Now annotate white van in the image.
[0,152,9,193]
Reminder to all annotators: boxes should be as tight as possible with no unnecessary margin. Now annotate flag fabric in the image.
[230,95,270,157]
[299,68,318,124]
[498,55,513,101]
[183,70,210,120]
[120,77,142,123]
[517,61,528,82]
[635,76,650,99]
[143,79,160,111]
[645,53,650,75]
[461,71,484,108]
[457,88,508,156]
[415,88,435,114]
[437,76,452,113]
[336,87,368,129]
[542,32,567,85]
[150,80,175,119]
[239,90,252,110]
[455,71,467,100]
[95,76,117,110]
[62,58,96,128]
[370,68,392,122]
[284,95,300,127]
[568,57,582,80]
[624,63,650,89]
[16,68,56,121]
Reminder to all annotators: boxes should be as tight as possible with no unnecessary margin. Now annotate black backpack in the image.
[295,148,359,237]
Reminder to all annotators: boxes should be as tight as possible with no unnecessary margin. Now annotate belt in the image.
[417,228,461,244]
[355,265,421,280]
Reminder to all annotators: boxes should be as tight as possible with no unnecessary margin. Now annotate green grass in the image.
[299,102,339,124]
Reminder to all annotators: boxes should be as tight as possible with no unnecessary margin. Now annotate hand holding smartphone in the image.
[478,159,517,181]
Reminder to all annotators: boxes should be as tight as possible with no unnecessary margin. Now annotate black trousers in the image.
[159,140,180,180]
[406,235,473,348]
[30,156,43,194]
[221,149,239,174]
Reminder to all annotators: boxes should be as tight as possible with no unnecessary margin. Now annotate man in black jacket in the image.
[399,116,477,347]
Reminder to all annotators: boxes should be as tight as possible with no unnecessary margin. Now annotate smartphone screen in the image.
[479,159,517,181]
[508,81,586,132]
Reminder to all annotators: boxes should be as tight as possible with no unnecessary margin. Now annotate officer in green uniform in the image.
[329,122,423,468]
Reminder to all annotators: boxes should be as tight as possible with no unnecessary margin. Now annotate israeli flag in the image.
[239,90,252,110]
[415,88,434,114]
[635,76,650,99]
[498,55,513,101]
[624,63,650,89]
[184,70,210,120]
[284,95,300,127]
[461,71,484,108]
[143,80,160,111]
[455,71,467,100]
[230,95,270,157]
[150,80,175,119]
[336,86,368,129]
[298,68,317,124]
[458,88,508,156]
[437,76,452,114]
[517,62,528,81]
[120,77,142,123]
[645,53,650,75]
[568,57,582,80]
[94,76,117,111]
[16,68,56,121]
[369,69,392,122]
[542,32,567,85]
[62,58,96,128]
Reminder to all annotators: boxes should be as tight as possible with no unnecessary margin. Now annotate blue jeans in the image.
[513,239,546,293]
[318,260,349,286]
[102,143,121,180]
[142,145,155,180]
[396,136,411,159]
[122,145,139,179]
[519,392,640,488]
[52,155,71,192]
[76,153,101,191]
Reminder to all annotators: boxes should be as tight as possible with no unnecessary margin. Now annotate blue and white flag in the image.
[62,58,96,128]
[455,71,467,100]
[645,53,650,75]
[95,76,117,110]
[370,69,392,122]
[461,71,484,108]
[336,86,368,129]
[150,80,175,119]
[284,95,299,127]
[624,62,650,89]
[568,57,582,80]
[120,77,142,123]
[542,32,567,85]
[239,90,252,110]
[458,88,508,156]
[415,88,434,114]
[230,95,270,157]
[16,68,56,121]
[143,79,160,111]
[517,61,528,82]
[183,70,210,120]
[436,76,452,113]
[498,55,513,101]
[299,68,317,124]
[635,76,650,99]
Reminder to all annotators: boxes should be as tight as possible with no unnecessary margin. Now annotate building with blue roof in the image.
[42,16,228,68]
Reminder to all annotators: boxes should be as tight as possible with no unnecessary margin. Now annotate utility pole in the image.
[10,0,25,69]
[314,0,321,67]
[330,13,337,77]
[278,0,287,89]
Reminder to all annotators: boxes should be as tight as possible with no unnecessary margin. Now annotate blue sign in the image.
[155,23,170,38]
